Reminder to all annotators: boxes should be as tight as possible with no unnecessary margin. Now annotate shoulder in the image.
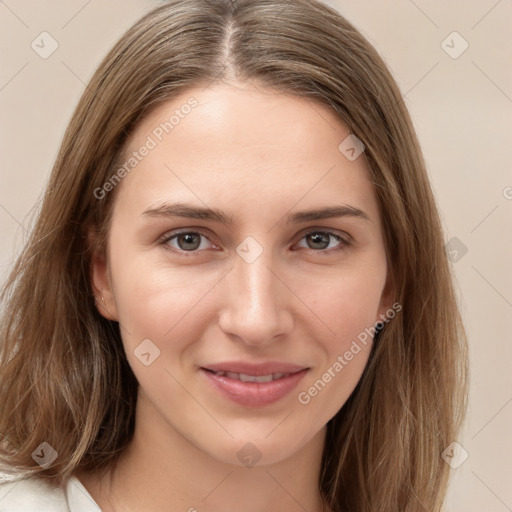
[0,472,101,511]
[0,475,69,511]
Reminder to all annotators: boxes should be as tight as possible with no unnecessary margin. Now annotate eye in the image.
[294,230,351,254]
[161,230,214,254]
[159,228,351,256]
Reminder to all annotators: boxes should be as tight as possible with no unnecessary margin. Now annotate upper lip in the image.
[201,361,309,376]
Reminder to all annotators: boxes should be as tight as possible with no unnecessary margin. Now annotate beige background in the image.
[1,1,511,510]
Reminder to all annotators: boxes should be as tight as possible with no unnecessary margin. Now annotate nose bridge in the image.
[218,237,292,344]
[236,250,276,313]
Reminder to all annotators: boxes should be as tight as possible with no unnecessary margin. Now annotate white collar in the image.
[66,476,102,511]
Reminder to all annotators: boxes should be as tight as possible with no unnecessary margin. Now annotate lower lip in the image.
[200,368,309,407]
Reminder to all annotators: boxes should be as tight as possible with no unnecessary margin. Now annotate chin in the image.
[195,423,321,468]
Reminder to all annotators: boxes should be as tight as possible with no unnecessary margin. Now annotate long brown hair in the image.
[0,1,469,510]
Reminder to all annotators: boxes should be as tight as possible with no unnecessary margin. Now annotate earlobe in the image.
[89,231,119,321]
[93,294,113,319]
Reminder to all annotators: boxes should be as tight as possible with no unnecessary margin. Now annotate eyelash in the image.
[159,229,351,257]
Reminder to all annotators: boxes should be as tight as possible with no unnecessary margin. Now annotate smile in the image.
[200,367,309,407]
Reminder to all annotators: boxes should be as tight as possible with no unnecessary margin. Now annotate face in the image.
[92,81,393,467]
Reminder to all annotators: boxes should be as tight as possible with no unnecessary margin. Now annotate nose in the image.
[218,247,294,347]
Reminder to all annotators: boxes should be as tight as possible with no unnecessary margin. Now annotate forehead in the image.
[115,81,378,225]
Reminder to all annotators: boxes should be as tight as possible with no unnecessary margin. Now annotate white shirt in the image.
[0,474,101,511]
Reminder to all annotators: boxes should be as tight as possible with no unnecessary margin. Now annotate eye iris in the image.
[307,232,330,250]
[178,233,201,251]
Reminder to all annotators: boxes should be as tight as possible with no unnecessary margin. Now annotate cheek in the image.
[296,263,385,343]
[296,343,372,424]
[108,240,220,356]
[295,283,377,420]
[292,265,384,412]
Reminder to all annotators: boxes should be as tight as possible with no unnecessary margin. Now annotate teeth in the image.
[240,373,272,383]
[212,370,290,382]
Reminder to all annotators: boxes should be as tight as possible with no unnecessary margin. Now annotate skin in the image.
[79,80,393,512]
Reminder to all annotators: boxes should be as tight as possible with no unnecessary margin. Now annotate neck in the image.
[77,394,329,512]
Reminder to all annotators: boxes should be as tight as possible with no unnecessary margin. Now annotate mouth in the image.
[199,362,309,407]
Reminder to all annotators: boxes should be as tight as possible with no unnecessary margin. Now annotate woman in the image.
[0,0,469,511]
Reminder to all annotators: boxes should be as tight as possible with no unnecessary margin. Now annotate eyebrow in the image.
[141,202,370,225]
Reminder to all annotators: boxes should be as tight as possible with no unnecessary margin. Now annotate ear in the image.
[88,229,119,321]
[375,269,396,326]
